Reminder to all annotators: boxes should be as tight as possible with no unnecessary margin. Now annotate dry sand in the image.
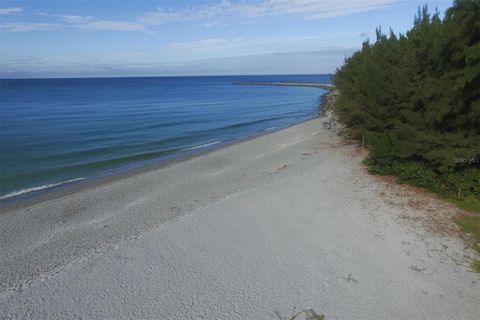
[0,112,479,319]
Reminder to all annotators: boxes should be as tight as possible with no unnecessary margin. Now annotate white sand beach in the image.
[1,112,479,319]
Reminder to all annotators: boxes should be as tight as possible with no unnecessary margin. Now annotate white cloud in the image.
[139,1,231,25]
[0,22,59,32]
[164,38,233,51]
[139,0,396,24]
[77,20,146,32]
[0,12,145,32]
[158,35,353,62]
[234,0,395,18]
[202,21,222,28]
[55,14,145,32]
[0,1,396,33]
[0,49,356,78]
[0,7,23,15]
[56,15,94,24]
[139,10,185,25]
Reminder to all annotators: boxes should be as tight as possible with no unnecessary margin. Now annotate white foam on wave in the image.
[181,141,222,151]
[0,177,86,200]
[264,126,279,131]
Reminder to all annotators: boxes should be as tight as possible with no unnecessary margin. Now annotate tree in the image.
[333,0,480,202]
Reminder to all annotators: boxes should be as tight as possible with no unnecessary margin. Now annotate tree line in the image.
[333,0,480,210]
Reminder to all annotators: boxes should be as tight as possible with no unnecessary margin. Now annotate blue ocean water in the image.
[0,75,330,199]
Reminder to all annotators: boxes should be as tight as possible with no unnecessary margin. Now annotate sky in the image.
[0,0,453,78]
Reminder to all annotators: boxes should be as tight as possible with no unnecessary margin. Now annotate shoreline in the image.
[1,103,479,318]
[0,112,322,212]
[1,75,328,209]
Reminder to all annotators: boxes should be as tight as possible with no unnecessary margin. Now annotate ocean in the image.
[0,74,330,200]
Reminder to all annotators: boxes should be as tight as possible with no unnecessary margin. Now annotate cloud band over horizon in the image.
[0,0,452,77]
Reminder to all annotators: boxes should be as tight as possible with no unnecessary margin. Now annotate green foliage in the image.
[394,163,444,193]
[472,259,480,273]
[368,161,479,202]
[455,214,480,272]
[449,195,480,212]
[455,215,480,243]
[455,215,480,268]
[334,0,480,210]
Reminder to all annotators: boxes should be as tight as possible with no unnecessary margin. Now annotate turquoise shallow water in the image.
[0,74,329,199]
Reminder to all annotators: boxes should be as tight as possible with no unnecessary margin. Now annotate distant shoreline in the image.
[233,81,333,90]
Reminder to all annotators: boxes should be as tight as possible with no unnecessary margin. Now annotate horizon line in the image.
[0,72,334,81]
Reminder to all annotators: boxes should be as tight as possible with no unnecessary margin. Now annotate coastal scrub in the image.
[332,1,480,212]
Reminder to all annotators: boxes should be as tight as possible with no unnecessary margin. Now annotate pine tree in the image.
[333,0,480,202]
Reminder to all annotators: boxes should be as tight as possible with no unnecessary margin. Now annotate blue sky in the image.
[0,0,452,78]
